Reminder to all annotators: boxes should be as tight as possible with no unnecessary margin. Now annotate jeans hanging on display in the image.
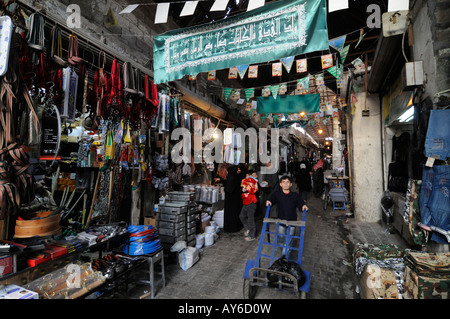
[424,109,450,160]
[419,165,450,244]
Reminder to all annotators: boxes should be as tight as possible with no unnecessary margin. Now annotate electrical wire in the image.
[123,225,162,255]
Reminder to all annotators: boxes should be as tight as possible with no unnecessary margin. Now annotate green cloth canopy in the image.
[257,94,320,114]
[153,0,328,84]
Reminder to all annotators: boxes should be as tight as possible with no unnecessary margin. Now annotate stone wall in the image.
[21,0,180,69]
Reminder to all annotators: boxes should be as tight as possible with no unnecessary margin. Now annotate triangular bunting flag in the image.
[281,56,295,73]
[237,64,249,80]
[340,45,350,63]
[271,84,280,99]
[329,35,346,51]
[327,65,340,79]
[245,88,255,101]
[355,29,366,48]
[297,76,310,92]
[224,88,233,101]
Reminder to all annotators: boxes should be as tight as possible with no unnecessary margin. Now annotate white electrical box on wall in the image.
[382,10,409,37]
[402,61,424,91]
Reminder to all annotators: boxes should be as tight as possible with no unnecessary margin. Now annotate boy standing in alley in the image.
[240,170,259,241]
[266,175,308,258]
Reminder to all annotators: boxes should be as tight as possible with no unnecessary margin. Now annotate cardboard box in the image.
[144,217,156,227]
[0,285,39,299]
[358,264,400,299]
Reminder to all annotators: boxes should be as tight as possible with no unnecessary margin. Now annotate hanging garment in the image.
[424,109,450,160]
[419,165,450,244]
[109,59,122,105]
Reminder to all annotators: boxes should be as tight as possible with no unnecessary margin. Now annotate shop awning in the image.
[256,94,320,114]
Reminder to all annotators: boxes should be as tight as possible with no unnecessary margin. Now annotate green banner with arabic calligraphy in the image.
[257,94,320,114]
[153,0,328,84]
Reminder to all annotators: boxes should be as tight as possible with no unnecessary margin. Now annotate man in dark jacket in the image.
[266,175,308,258]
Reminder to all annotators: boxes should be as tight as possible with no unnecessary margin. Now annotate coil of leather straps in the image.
[0,158,19,219]
[50,26,68,68]
[6,143,34,205]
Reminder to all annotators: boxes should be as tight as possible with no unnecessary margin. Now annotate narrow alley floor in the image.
[112,187,408,300]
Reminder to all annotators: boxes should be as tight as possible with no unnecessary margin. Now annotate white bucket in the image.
[195,234,204,249]
[205,226,216,234]
[204,233,214,246]
[212,210,224,228]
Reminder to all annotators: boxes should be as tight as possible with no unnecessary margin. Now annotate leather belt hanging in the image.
[68,34,83,66]
[123,62,137,95]
[26,13,45,51]
[26,12,45,68]
[50,25,68,68]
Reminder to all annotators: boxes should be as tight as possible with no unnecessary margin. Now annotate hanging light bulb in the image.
[318,129,323,134]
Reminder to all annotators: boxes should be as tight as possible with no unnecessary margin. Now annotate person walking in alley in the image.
[240,170,259,241]
[224,165,243,232]
[266,175,308,258]
[260,160,280,217]
[295,163,312,202]
[312,158,324,198]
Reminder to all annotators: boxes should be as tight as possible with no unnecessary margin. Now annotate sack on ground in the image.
[267,256,306,288]
[178,247,199,271]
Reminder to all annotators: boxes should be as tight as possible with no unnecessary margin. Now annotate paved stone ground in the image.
[119,187,408,300]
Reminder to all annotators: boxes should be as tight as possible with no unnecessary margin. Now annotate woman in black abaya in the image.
[223,165,243,232]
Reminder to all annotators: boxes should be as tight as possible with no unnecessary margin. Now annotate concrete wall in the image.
[351,92,384,223]
[411,0,450,102]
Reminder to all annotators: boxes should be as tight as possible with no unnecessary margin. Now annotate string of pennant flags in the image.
[193,32,366,105]
[119,0,410,24]
[186,29,369,128]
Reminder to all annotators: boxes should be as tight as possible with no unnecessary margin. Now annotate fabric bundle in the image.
[403,250,450,299]
[353,243,406,297]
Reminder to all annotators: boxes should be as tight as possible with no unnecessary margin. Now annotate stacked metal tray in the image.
[158,191,200,247]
